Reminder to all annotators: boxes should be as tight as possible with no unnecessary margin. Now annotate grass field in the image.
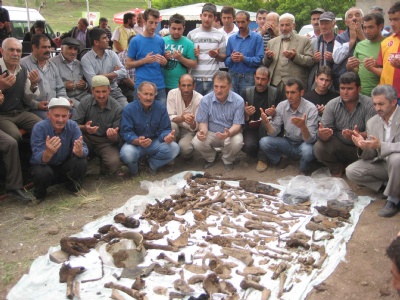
[3,0,147,34]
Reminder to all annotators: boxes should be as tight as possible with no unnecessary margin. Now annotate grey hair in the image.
[137,81,158,96]
[256,66,270,78]
[345,7,364,19]
[279,13,295,23]
[2,37,21,50]
[371,85,398,102]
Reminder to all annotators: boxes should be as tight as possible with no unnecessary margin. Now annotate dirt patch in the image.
[0,154,399,299]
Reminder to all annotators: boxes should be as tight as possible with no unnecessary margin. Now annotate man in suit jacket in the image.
[57,18,91,49]
[262,13,314,96]
[346,85,400,217]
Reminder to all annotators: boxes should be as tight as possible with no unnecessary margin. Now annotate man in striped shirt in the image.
[192,71,244,170]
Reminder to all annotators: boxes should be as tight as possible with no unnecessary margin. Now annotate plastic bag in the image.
[140,179,181,198]
[282,175,316,205]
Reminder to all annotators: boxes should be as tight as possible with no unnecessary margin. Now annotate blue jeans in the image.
[120,139,180,175]
[259,136,314,172]
[230,72,255,95]
[194,80,213,96]
[133,88,167,106]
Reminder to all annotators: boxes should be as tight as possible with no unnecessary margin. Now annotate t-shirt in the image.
[127,34,165,89]
[187,27,226,79]
[377,34,400,98]
[163,36,196,89]
[303,89,339,106]
[353,39,383,96]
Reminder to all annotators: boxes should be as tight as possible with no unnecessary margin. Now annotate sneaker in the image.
[224,163,234,171]
[203,161,215,169]
[256,160,268,172]
[378,201,399,218]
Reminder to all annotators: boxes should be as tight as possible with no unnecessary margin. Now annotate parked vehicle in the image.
[4,6,56,41]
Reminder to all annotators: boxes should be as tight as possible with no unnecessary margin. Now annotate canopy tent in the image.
[113,8,144,24]
[159,3,256,21]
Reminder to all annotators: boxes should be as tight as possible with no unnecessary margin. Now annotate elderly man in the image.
[163,14,197,93]
[225,11,264,95]
[346,85,400,217]
[72,75,122,175]
[259,78,318,174]
[192,71,244,170]
[21,34,69,119]
[57,18,91,49]
[376,2,400,102]
[50,37,90,107]
[254,9,279,51]
[134,13,144,35]
[332,7,365,90]
[0,37,41,141]
[167,74,202,161]
[120,82,179,176]
[314,72,375,177]
[241,66,282,171]
[187,3,227,95]
[307,8,325,40]
[346,13,384,96]
[263,13,314,97]
[81,28,128,108]
[30,97,88,200]
[112,13,136,53]
[126,8,168,104]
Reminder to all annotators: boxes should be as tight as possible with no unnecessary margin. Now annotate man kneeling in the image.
[30,98,88,200]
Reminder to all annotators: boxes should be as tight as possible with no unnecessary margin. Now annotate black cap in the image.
[311,8,325,15]
[61,37,81,47]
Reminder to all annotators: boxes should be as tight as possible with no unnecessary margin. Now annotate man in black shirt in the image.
[241,66,282,172]
[303,66,338,116]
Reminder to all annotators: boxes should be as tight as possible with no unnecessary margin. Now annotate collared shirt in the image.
[321,94,376,145]
[270,98,318,144]
[167,88,203,130]
[312,34,336,68]
[118,50,135,82]
[72,95,122,137]
[219,25,239,44]
[76,29,87,45]
[20,54,67,103]
[225,30,264,74]
[381,106,398,142]
[0,58,39,110]
[120,100,172,144]
[196,91,245,133]
[81,49,126,91]
[30,118,88,166]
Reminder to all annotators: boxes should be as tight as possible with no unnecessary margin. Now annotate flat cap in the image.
[319,12,335,21]
[311,8,325,15]
[92,75,110,87]
[62,37,81,47]
[48,97,71,110]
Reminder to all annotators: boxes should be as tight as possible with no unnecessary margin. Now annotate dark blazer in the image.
[61,26,91,48]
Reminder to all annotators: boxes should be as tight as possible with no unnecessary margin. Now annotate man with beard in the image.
[163,14,197,93]
[21,34,69,119]
[30,97,88,201]
[241,66,282,172]
[126,8,168,104]
[346,85,400,217]
[120,82,179,176]
[346,13,384,96]
[112,13,136,53]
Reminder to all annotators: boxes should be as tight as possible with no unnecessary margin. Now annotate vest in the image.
[0,66,28,112]
[113,25,135,52]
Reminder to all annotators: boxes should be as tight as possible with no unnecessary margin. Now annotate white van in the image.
[3,6,56,41]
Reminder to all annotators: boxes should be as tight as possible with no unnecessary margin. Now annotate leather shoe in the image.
[378,201,399,218]
[256,160,268,172]
[224,163,234,171]
[203,161,215,169]
[7,189,35,202]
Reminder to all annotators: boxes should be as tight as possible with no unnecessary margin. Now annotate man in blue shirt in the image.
[225,11,264,95]
[192,71,245,170]
[30,97,88,201]
[120,82,179,176]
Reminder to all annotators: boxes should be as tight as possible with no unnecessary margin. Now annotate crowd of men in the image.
[1,2,400,220]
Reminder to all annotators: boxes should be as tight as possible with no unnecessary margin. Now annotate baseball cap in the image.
[202,3,217,15]
[92,75,110,87]
[61,37,81,47]
[48,97,71,110]
[311,8,325,15]
[319,12,335,21]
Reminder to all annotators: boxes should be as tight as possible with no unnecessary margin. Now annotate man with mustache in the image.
[192,71,244,170]
[240,66,282,172]
[125,8,168,104]
[30,97,88,201]
[346,85,400,217]
[120,82,179,176]
[50,37,91,107]
[21,34,69,119]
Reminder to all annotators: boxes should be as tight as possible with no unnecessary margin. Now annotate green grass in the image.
[0,258,33,285]
[3,0,147,34]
